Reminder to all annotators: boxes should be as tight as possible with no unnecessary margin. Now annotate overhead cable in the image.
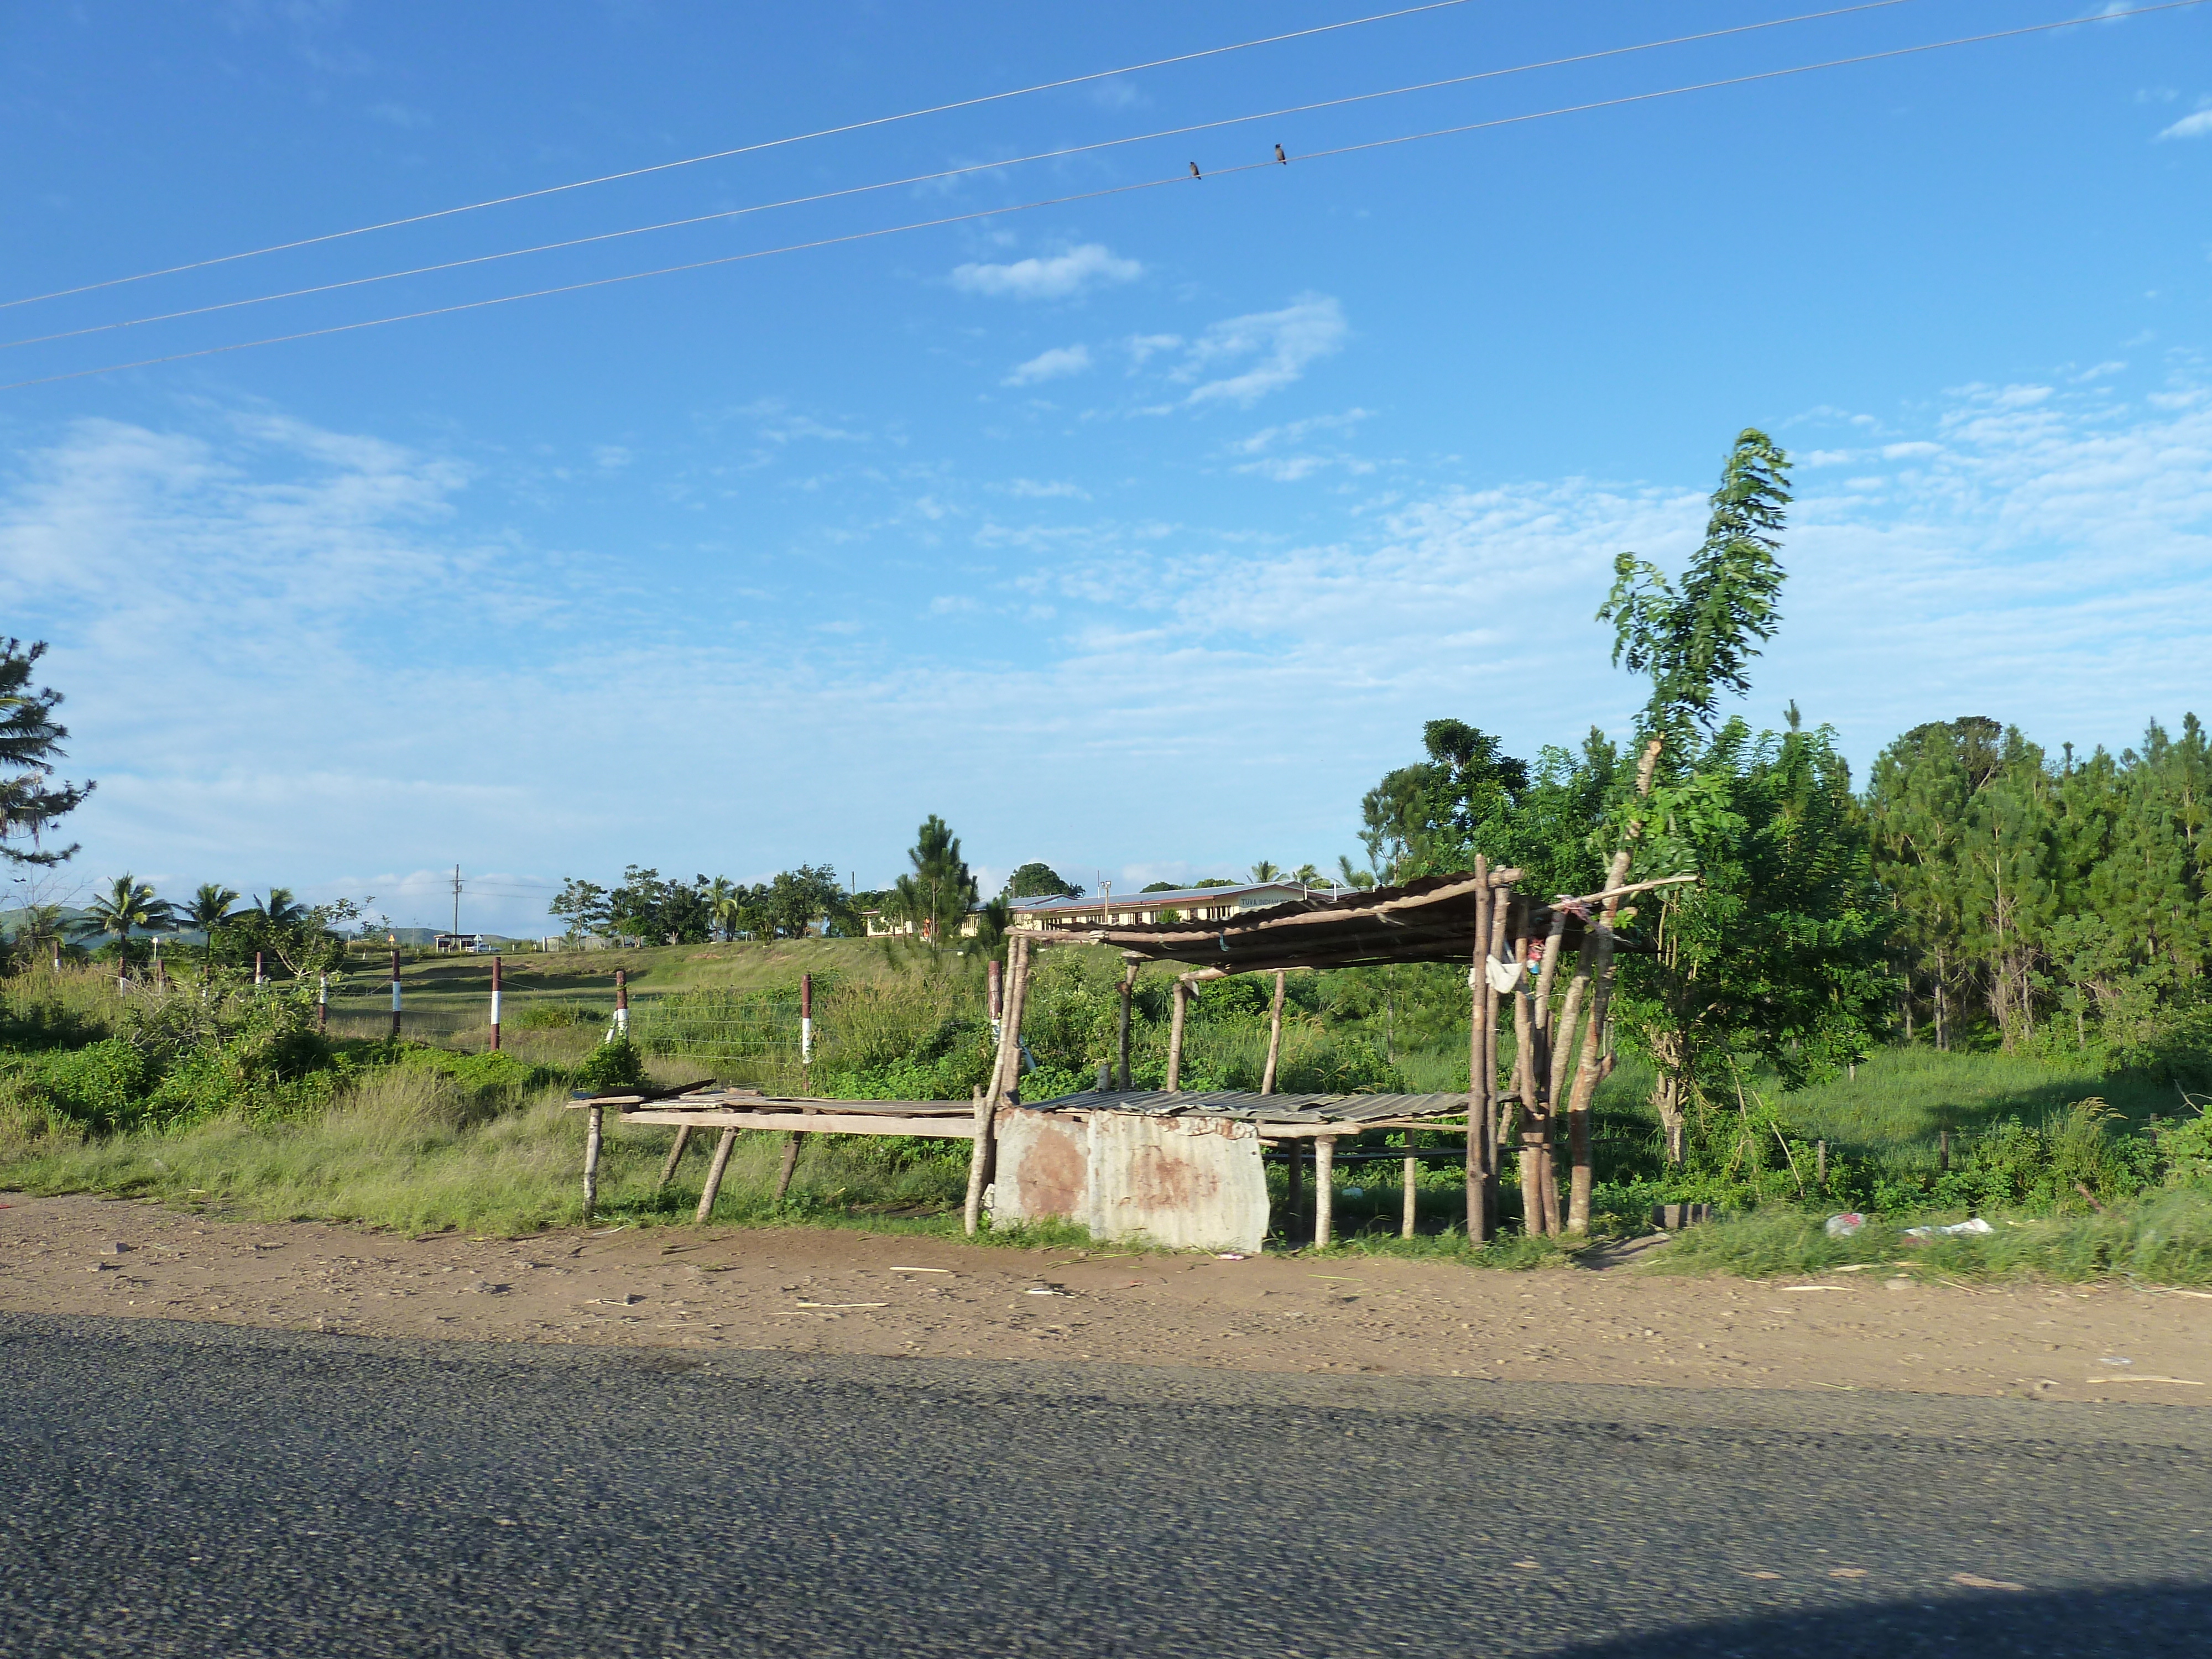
[0,0,1480,310]
[7,0,2202,394]
[1,0,1928,354]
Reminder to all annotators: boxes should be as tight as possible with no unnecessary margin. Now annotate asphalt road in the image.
[3,1313,2208,1657]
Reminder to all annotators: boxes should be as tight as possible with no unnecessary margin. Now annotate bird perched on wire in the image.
[1274,143,1288,164]
[1188,161,1202,179]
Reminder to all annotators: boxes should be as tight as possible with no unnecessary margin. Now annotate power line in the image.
[7,0,2201,395]
[1,0,1926,356]
[1,0,1480,312]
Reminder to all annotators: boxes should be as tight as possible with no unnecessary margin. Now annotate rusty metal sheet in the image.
[987,1108,1268,1254]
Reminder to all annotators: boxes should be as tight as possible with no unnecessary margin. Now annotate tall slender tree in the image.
[184,884,243,980]
[73,875,175,984]
[0,639,93,867]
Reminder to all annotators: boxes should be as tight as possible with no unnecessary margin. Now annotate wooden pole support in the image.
[656,1125,693,1191]
[1285,1136,1304,1237]
[1260,969,1287,1095]
[1313,1136,1335,1248]
[1465,854,1490,1242]
[1116,961,1135,1090]
[1166,977,1190,1091]
[966,935,1031,1236]
[1402,1154,1418,1240]
[581,1104,604,1222]
[695,1128,739,1223]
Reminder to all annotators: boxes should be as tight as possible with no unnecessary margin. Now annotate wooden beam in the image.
[1260,969,1286,1095]
[655,1124,693,1192]
[619,1108,978,1138]
[1465,854,1490,1243]
[1313,1135,1335,1248]
[1166,977,1190,1091]
[695,1128,739,1224]
[581,1103,604,1223]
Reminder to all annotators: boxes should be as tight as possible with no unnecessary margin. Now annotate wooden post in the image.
[1313,1135,1335,1248]
[1402,1152,1418,1239]
[1482,885,1504,1238]
[1816,1139,1828,1192]
[966,935,1030,1235]
[581,1103,604,1222]
[1284,1136,1303,1236]
[254,951,265,988]
[1166,977,1190,1091]
[1564,919,1622,1234]
[695,1128,738,1223]
[1939,1128,1950,1172]
[316,972,328,1036]
[1116,960,1135,1089]
[614,967,629,1037]
[773,1107,813,1204]
[1464,855,1491,1242]
[489,953,503,1052]
[1553,923,1597,1235]
[1260,969,1286,1094]
[800,971,813,1068]
[656,1125,693,1191]
[388,948,401,1041]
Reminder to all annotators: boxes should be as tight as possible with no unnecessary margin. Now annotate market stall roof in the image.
[1032,869,1572,973]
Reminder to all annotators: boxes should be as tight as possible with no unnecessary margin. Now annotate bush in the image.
[575,1035,646,1093]
[34,1039,153,1133]
[513,1003,594,1030]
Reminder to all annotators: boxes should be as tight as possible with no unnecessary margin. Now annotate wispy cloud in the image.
[1165,294,1347,409]
[2157,100,2212,140]
[950,243,1142,301]
[1003,344,1092,387]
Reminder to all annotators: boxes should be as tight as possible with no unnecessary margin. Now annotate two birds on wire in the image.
[1190,144,1287,179]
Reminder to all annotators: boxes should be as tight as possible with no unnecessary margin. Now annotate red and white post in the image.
[254,951,265,988]
[316,973,328,1035]
[800,971,813,1067]
[614,968,629,1037]
[388,948,403,1040]
[489,954,503,1052]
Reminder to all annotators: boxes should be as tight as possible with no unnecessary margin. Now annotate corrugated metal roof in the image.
[1016,1089,1471,1125]
[1011,881,1313,911]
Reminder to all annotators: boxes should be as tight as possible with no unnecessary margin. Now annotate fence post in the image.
[987,959,1003,1042]
[388,948,402,1041]
[317,973,328,1035]
[1816,1139,1827,1193]
[800,972,813,1068]
[254,951,265,988]
[614,968,629,1037]
[489,954,502,1052]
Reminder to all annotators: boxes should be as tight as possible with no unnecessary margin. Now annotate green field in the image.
[3,943,2207,1280]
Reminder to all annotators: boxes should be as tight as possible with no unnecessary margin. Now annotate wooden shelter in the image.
[572,740,1680,1248]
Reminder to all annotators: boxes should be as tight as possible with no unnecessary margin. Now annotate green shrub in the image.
[34,1039,153,1133]
[575,1035,646,1093]
[512,1003,594,1030]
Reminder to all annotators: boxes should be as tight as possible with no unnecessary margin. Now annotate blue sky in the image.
[3,0,2209,935]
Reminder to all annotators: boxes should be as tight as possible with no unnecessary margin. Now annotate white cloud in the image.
[1125,333,1182,365]
[367,101,432,129]
[1003,344,1092,387]
[950,243,1143,301]
[1003,479,1091,500]
[592,445,632,470]
[2157,107,2212,140]
[1166,294,1347,409]
[1880,441,1943,460]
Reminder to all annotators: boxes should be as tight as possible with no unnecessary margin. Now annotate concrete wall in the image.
[987,1108,1269,1254]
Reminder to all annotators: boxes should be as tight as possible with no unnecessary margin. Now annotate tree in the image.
[1,640,94,868]
[1140,881,1180,893]
[765,864,846,937]
[550,878,612,940]
[1248,860,1282,883]
[1599,429,1791,749]
[1005,862,1081,900]
[184,884,242,980]
[1358,720,1530,882]
[889,815,977,947]
[1596,431,1890,1161]
[72,874,175,980]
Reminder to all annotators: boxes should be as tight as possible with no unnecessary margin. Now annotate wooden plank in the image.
[695,1129,738,1224]
[618,1109,978,1138]
[1314,1135,1335,1248]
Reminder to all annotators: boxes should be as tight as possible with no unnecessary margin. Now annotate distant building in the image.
[862,910,982,941]
[1011,880,1313,931]
[433,933,492,953]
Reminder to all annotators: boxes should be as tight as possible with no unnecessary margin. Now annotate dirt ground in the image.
[3,1194,2208,1402]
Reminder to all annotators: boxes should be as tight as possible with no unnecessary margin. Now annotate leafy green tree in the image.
[1599,429,1791,750]
[1597,432,1891,1160]
[0,639,93,868]
[550,878,612,940]
[73,874,175,976]
[1359,719,1530,882]
[184,884,242,980]
[1005,862,1081,900]
[765,864,846,937]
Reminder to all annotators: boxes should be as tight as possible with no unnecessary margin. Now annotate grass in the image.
[1647,1189,2212,1286]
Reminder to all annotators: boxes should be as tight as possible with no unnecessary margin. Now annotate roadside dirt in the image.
[3,1194,2207,1402]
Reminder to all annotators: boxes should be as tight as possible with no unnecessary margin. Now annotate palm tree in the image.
[706,875,739,941]
[255,888,307,927]
[1249,860,1282,883]
[72,874,175,987]
[184,883,241,979]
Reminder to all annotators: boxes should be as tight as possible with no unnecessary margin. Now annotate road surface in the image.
[2,1312,2206,1656]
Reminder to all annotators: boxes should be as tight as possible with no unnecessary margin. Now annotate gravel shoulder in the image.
[3,1193,2207,1402]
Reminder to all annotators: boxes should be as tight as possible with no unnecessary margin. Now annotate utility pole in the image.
[450,864,463,942]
